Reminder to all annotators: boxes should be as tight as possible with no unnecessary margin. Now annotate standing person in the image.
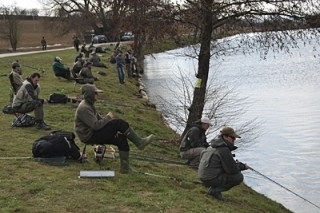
[41,37,47,51]
[198,127,249,201]
[74,84,155,173]
[131,53,138,77]
[73,36,80,52]
[12,72,51,130]
[52,56,72,81]
[115,51,125,84]
[125,49,132,77]
[179,117,212,168]
[9,61,23,94]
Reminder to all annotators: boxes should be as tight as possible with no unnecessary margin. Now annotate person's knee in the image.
[232,173,244,186]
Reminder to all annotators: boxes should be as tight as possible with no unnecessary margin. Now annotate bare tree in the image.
[152,65,262,146]
[0,6,22,51]
[43,0,130,41]
[166,0,320,138]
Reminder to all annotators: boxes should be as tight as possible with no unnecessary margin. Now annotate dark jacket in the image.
[179,121,208,152]
[198,136,245,181]
[74,84,112,142]
[52,58,69,76]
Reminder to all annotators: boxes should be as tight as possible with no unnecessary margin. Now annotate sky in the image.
[0,0,43,10]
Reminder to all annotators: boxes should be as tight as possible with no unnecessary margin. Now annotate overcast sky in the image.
[0,0,43,10]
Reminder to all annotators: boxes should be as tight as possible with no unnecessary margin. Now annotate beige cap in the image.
[220,127,241,138]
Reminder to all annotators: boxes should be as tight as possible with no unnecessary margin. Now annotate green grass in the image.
[0,44,292,213]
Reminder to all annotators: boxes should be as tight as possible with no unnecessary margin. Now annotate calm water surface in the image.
[143,40,320,213]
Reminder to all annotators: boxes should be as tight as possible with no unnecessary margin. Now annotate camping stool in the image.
[80,144,107,170]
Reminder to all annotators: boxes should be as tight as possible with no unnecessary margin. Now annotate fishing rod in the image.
[249,166,320,210]
[0,156,33,160]
[129,152,186,165]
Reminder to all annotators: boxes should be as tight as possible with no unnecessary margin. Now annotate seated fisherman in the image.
[89,52,107,68]
[9,61,23,95]
[74,52,84,63]
[52,56,72,81]
[179,116,212,168]
[12,72,51,130]
[72,57,85,77]
[77,61,98,84]
[74,84,155,173]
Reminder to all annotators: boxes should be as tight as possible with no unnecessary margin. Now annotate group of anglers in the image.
[8,56,247,201]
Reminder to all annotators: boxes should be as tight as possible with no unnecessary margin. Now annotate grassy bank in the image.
[0,44,292,213]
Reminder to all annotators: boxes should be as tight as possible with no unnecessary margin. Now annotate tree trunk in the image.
[181,0,213,139]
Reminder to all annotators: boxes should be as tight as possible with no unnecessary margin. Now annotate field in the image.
[0,18,74,52]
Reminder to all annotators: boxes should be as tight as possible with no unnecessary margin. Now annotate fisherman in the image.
[9,61,23,95]
[74,84,155,174]
[198,127,249,201]
[179,116,211,168]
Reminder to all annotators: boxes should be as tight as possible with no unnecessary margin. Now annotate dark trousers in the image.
[87,119,130,151]
[56,71,71,80]
[201,172,244,192]
[13,101,44,121]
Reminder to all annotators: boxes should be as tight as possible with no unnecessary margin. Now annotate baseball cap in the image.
[201,116,213,126]
[55,56,62,61]
[93,85,103,93]
[81,84,103,94]
[220,127,241,138]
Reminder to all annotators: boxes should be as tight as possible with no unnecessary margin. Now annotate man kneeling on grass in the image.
[198,127,249,201]
[12,72,51,130]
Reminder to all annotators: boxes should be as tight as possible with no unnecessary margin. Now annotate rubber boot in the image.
[119,150,135,174]
[207,187,227,201]
[123,127,154,150]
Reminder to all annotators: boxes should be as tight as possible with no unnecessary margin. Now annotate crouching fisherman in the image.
[74,84,155,173]
[198,127,249,201]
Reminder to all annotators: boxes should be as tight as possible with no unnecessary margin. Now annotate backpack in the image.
[12,114,36,127]
[48,93,68,104]
[32,130,81,161]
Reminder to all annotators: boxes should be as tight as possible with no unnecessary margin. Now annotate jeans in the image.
[116,66,125,83]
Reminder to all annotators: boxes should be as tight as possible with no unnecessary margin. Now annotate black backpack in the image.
[48,93,68,104]
[32,130,81,161]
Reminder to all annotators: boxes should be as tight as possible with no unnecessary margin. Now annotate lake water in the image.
[143,37,320,213]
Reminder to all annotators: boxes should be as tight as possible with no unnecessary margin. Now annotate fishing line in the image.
[249,167,320,210]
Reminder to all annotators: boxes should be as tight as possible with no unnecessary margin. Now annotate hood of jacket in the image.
[81,84,96,105]
[210,135,238,151]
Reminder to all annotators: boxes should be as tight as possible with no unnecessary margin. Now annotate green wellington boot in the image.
[119,150,136,174]
[123,127,154,150]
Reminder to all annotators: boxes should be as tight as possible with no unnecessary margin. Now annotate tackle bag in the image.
[32,130,81,162]
[12,114,36,127]
[48,93,68,104]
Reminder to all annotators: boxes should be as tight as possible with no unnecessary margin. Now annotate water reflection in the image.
[143,39,320,213]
